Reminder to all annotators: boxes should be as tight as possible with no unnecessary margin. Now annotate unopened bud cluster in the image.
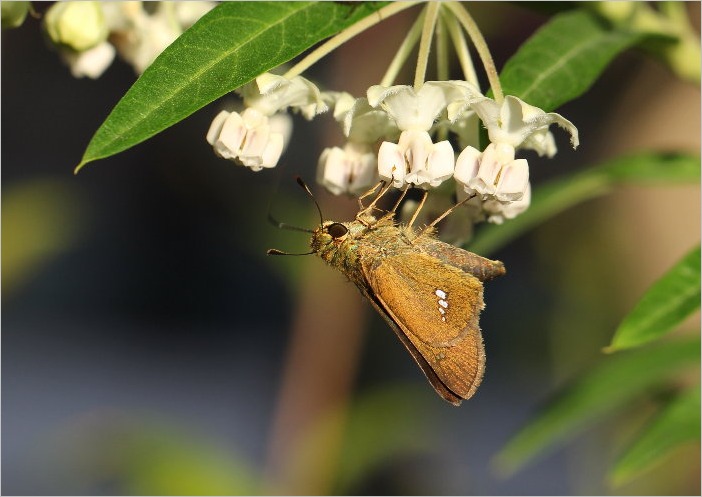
[43,1,215,78]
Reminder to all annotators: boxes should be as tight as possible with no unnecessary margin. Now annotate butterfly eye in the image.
[327,223,348,239]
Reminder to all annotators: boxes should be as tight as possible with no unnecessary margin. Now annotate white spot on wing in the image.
[439,299,448,308]
[435,289,447,299]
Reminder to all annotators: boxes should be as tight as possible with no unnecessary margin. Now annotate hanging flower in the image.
[378,130,455,189]
[239,73,328,119]
[367,81,481,188]
[206,108,289,171]
[317,142,378,196]
[481,183,532,224]
[61,41,116,79]
[454,142,531,224]
[449,94,579,157]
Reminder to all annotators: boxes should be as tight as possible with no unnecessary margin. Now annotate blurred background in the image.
[3,3,699,495]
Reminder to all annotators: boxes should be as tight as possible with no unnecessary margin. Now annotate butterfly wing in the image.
[363,252,487,403]
[415,236,506,282]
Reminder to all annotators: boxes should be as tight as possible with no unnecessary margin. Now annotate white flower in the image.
[378,130,455,189]
[454,142,529,201]
[240,73,327,119]
[450,95,579,157]
[367,81,482,132]
[317,142,378,196]
[367,82,481,189]
[61,41,116,79]
[206,108,286,171]
[325,93,397,144]
[44,1,108,51]
[454,142,532,224]
[482,183,531,224]
[108,3,180,74]
[102,2,214,75]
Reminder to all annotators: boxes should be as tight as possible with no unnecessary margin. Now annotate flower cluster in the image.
[44,1,215,78]
[204,2,580,235]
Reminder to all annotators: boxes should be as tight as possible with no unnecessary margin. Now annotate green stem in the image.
[445,1,503,103]
[413,1,440,90]
[443,10,479,87]
[284,2,421,80]
[436,12,449,82]
[380,8,425,87]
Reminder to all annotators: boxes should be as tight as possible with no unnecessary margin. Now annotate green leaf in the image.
[610,387,701,487]
[468,152,701,255]
[607,246,701,352]
[76,1,389,172]
[499,9,642,111]
[493,337,700,476]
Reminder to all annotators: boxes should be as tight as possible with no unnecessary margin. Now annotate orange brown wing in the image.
[363,252,487,402]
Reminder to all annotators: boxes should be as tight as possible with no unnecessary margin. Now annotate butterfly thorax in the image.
[310,215,422,285]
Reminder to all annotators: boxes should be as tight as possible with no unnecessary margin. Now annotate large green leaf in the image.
[607,246,701,352]
[610,387,701,487]
[468,152,701,255]
[493,337,700,476]
[76,1,389,171]
[499,9,642,111]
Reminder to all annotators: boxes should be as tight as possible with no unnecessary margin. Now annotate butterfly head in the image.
[311,221,350,255]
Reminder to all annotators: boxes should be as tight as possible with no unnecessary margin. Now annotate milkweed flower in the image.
[317,142,378,196]
[449,94,579,156]
[367,81,482,189]
[454,142,531,224]
[207,73,325,170]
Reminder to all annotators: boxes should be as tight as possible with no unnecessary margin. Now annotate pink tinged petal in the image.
[349,152,378,195]
[214,112,246,160]
[378,141,407,188]
[64,41,116,79]
[268,113,293,152]
[468,143,502,196]
[454,145,482,188]
[241,107,267,128]
[495,158,529,201]
[503,182,531,219]
[206,110,230,145]
[401,130,433,185]
[317,147,349,195]
[240,123,271,160]
[426,140,455,187]
[260,133,284,170]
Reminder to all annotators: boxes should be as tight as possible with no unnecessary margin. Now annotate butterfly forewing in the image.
[364,252,487,400]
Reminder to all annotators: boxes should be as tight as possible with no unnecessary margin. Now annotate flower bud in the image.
[45,2,108,51]
[2,1,30,29]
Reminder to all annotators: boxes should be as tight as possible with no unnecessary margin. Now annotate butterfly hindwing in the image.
[363,252,487,401]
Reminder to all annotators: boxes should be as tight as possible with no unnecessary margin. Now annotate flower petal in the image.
[378,141,407,189]
[426,140,456,187]
[495,158,529,201]
[215,111,246,160]
[260,133,284,170]
[454,145,482,187]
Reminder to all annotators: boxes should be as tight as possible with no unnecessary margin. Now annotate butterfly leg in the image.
[357,181,393,226]
[406,190,428,228]
[417,193,477,237]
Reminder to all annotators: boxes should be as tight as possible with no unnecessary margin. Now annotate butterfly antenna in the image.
[267,248,315,256]
[267,213,314,234]
[295,176,324,225]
